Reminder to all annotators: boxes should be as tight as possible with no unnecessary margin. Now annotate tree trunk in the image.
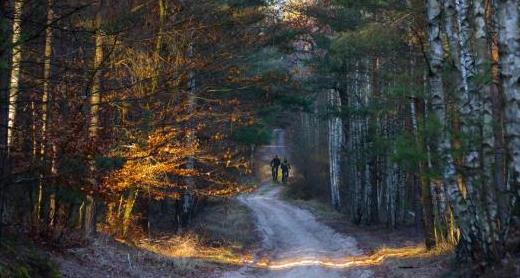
[150,0,167,96]
[444,0,461,67]
[489,0,511,258]
[413,92,436,248]
[454,1,483,222]
[179,32,197,231]
[369,56,380,224]
[84,2,104,238]
[7,0,23,153]
[327,89,342,210]
[122,189,138,238]
[427,0,475,258]
[496,0,520,254]
[474,0,501,259]
[36,0,54,223]
[0,0,12,240]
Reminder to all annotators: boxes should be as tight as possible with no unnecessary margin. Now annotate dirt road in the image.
[222,129,372,278]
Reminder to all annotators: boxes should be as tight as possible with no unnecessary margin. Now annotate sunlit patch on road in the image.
[136,238,426,271]
[252,246,425,270]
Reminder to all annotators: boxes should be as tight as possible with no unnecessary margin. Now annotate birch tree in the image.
[85,1,104,238]
[427,0,476,257]
[327,89,342,209]
[35,0,54,222]
[0,2,10,159]
[473,0,501,258]
[496,0,520,254]
[7,0,23,153]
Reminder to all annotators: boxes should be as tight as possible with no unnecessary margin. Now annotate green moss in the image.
[13,266,30,278]
[0,237,59,278]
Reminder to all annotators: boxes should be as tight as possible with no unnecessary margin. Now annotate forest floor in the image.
[52,197,258,278]
[0,233,60,277]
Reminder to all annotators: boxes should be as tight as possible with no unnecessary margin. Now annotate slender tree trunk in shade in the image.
[361,59,372,225]
[85,2,104,238]
[77,201,85,229]
[488,0,511,257]
[496,0,520,255]
[150,0,167,96]
[35,0,54,223]
[0,1,10,240]
[0,2,10,155]
[122,189,138,238]
[7,0,23,153]
[412,94,436,248]
[473,0,502,258]
[328,89,342,210]
[178,32,197,233]
[369,56,380,224]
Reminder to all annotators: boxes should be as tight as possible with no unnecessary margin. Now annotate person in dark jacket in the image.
[270,155,281,182]
[281,158,291,184]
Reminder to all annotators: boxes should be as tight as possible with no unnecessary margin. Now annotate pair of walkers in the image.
[270,155,291,184]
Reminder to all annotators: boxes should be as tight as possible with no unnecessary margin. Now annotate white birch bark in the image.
[36,0,54,221]
[444,0,461,67]
[496,0,520,246]
[7,0,23,152]
[454,2,485,222]
[497,0,520,188]
[352,61,364,222]
[456,0,499,257]
[362,59,371,224]
[85,3,104,238]
[427,0,476,256]
[344,81,355,217]
[455,0,482,182]
[327,89,343,209]
[474,0,500,255]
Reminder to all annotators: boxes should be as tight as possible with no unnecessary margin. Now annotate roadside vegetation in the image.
[0,235,59,278]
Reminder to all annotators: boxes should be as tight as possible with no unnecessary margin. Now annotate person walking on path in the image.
[270,155,281,182]
[281,158,291,184]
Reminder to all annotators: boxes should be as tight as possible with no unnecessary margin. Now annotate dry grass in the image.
[54,197,260,277]
[381,245,454,278]
[55,234,225,278]
[127,198,259,274]
[193,198,260,251]
[136,233,252,267]
[287,197,344,221]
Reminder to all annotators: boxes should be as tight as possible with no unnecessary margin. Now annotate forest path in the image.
[221,129,372,278]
